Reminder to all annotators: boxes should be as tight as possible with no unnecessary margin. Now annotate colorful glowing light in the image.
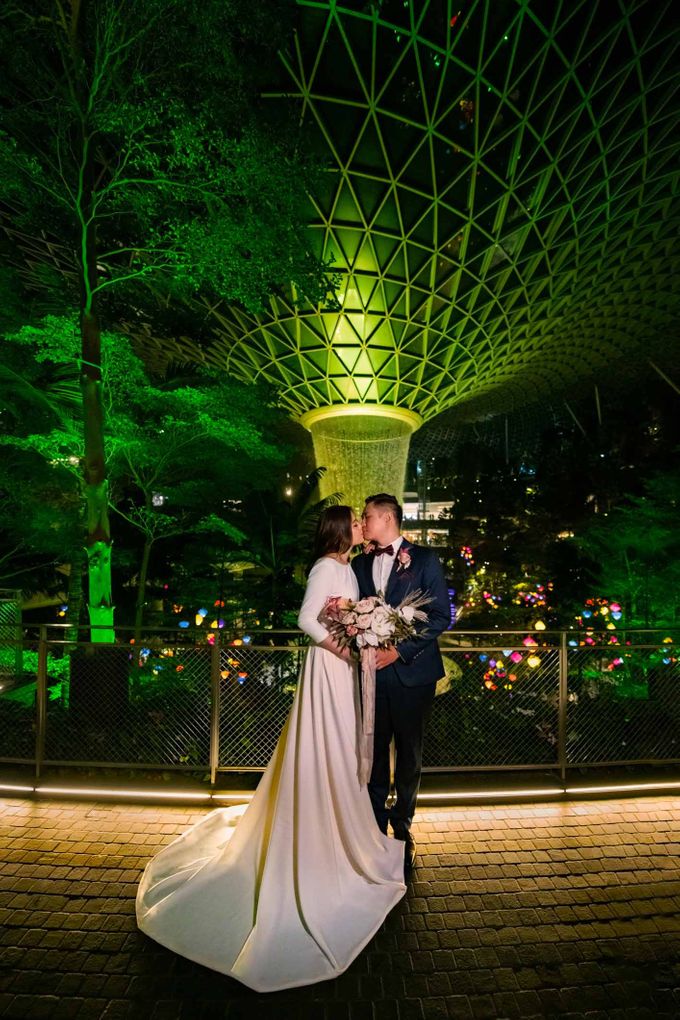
[460,545,475,567]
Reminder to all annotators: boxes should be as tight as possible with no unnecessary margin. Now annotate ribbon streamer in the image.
[358,646,376,786]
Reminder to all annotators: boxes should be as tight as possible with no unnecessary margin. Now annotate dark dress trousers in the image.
[352,540,451,835]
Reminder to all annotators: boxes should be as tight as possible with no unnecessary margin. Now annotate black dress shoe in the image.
[394,829,417,871]
[403,832,417,871]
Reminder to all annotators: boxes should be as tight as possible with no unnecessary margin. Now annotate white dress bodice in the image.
[297,556,360,643]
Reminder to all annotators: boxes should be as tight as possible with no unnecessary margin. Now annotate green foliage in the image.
[0,327,83,588]
[4,316,80,364]
[572,468,680,625]
[194,515,248,546]
[0,1,333,633]
[0,0,333,313]
[0,647,70,686]
[0,319,295,610]
[166,467,339,627]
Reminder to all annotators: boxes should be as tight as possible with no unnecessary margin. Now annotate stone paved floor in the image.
[1,794,680,1019]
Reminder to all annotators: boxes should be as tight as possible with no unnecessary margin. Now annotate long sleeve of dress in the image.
[297,558,335,644]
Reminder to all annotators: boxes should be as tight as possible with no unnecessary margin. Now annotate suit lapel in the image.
[354,551,376,597]
[385,538,414,604]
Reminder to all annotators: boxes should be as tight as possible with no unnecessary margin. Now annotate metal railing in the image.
[1,625,678,784]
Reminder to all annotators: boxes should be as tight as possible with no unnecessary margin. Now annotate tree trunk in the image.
[68,0,114,643]
[63,545,86,706]
[65,544,85,645]
[133,537,153,655]
[81,311,114,642]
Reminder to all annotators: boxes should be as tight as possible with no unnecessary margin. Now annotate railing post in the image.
[36,625,48,782]
[14,588,23,677]
[558,630,568,787]
[209,634,221,788]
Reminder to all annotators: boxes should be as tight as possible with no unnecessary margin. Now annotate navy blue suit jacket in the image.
[351,540,451,687]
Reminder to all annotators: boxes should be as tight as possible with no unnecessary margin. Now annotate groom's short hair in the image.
[365,492,403,527]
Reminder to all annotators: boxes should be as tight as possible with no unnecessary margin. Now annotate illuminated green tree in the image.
[0,454,82,598]
[1,318,293,636]
[0,318,83,610]
[574,471,680,626]
[106,366,288,645]
[0,0,331,639]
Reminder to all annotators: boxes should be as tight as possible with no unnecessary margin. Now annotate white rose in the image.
[363,631,379,646]
[355,613,372,629]
[354,598,376,614]
[371,617,393,639]
[400,605,415,623]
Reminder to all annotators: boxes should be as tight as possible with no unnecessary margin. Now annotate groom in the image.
[352,493,451,872]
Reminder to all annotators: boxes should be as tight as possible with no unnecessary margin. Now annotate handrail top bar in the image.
[30,624,680,635]
[442,627,679,634]
[36,640,677,654]
[41,641,305,652]
[33,623,303,631]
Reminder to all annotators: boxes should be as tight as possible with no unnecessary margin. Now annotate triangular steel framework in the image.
[132,2,680,424]
[169,0,680,422]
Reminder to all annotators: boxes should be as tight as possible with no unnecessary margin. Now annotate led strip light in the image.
[2,781,680,803]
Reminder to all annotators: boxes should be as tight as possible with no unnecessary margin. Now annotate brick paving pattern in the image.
[1,794,680,1019]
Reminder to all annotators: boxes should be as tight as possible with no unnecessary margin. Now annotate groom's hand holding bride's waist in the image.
[375,644,400,670]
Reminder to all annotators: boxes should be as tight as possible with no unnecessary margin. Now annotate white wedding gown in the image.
[136,556,405,992]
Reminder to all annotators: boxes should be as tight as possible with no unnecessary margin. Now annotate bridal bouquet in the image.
[318,590,431,654]
[318,590,432,785]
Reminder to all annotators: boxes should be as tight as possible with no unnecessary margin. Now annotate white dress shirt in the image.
[371,535,403,596]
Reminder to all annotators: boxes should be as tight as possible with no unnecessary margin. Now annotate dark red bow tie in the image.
[373,544,394,556]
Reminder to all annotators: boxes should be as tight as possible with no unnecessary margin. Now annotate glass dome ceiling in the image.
[196,0,680,427]
[14,1,668,504]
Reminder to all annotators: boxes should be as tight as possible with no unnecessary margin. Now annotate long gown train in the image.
[136,559,405,992]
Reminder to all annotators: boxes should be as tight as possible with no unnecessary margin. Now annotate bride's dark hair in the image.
[311,505,354,563]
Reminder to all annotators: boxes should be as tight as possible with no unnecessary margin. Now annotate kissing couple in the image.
[136,493,451,992]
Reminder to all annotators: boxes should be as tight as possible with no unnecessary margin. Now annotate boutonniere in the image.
[396,547,412,572]
[363,540,377,555]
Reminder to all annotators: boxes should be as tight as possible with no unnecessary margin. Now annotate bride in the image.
[136,506,406,992]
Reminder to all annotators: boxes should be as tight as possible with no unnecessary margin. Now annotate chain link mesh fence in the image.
[0,593,22,676]
[218,645,304,769]
[0,640,37,761]
[43,638,211,767]
[566,641,680,764]
[4,629,679,775]
[425,645,560,767]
